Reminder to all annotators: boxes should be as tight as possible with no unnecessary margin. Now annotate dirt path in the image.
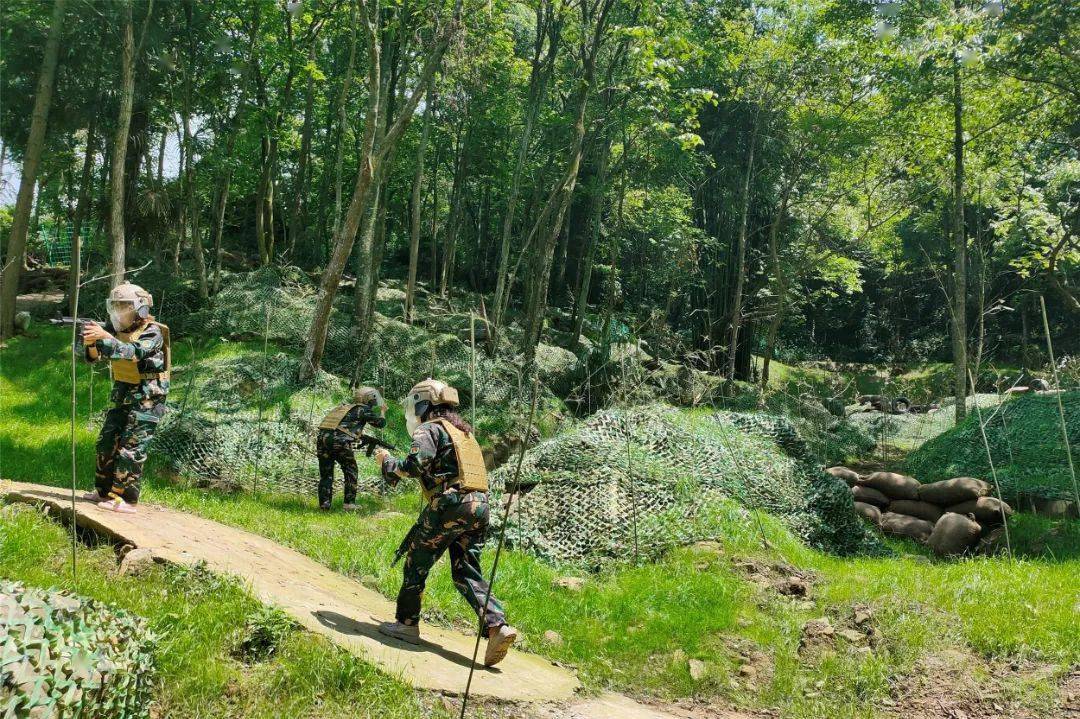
[2,481,728,718]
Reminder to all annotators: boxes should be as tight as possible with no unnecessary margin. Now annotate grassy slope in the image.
[1,328,1077,718]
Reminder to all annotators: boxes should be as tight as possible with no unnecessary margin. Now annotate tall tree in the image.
[0,0,66,337]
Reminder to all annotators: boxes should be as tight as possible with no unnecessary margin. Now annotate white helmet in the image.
[107,281,153,331]
[404,378,459,436]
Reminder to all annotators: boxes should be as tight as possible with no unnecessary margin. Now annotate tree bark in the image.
[725,107,761,382]
[300,0,459,381]
[951,14,968,423]
[288,40,318,256]
[69,102,99,315]
[107,0,137,289]
[183,0,208,300]
[332,3,359,237]
[571,135,612,343]
[405,85,433,323]
[1,0,65,336]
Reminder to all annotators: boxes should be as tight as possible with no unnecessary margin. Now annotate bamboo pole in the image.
[968,369,1013,560]
[1039,296,1079,509]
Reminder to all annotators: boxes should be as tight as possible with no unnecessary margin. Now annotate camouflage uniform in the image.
[381,421,506,636]
[317,404,385,507]
[85,322,169,504]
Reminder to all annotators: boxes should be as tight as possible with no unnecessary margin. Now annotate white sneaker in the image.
[82,491,103,502]
[378,621,421,645]
[98,498,136,514]
[484,625,518,667]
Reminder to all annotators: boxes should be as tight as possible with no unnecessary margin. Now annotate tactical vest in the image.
[423,418,488,503]
[110,321,171,385]
[319,403,360,435]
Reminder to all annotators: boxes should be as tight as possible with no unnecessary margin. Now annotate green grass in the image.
[2,328,1078,718]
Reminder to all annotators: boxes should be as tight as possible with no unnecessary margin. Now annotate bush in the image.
[0,581,156,718]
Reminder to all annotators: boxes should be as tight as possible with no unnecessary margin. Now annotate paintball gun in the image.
[50,316,105,352]
[393,520,420,566]
[339,428,396,457]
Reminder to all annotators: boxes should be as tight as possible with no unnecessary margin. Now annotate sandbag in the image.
[888,499,943,523]
[946,496,1013,525]
[852,485,890,508]
[880,512,935,543]
[928,512,982,556]
[918,477,991,506]
[853,501,882,526]
[862,471,920,500]
[826,466,861,487]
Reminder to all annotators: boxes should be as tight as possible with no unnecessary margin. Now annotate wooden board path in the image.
[2,481,726,718]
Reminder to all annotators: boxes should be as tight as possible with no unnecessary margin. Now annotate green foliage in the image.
[233,605,296,663]
[905,391,1080,500]
[0,580,156,718]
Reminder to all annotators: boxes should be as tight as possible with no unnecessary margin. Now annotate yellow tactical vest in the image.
[318,403,360,435]
[110,321,171,385]
[423,418,488,503]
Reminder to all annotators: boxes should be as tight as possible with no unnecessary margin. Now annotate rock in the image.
[13,311,31,334]
[692,540,723,554]
[852,485,890,508]
[543,630,564,647]
[853,501,882,526]
[688,658,706,681]
[802,617,834,639]
[826,466,861,486]
[775,576,809,597]
[838,629,867,644]
[554,576,585,592]
[862,471,920,500]
[853,605,873,626]
[118,548,155,576]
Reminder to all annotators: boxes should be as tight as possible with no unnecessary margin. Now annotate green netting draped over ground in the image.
[905,391,1080,502]
[489,405,883,565]
[0,581,156,718]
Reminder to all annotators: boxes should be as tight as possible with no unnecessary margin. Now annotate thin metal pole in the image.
[69,267,81,587]
[459,376,540,719]
[251,298,271,493]
[1039,296,1079,509]
[470,311,476,426]
[968,369,1012,560]
[625,417,640,565]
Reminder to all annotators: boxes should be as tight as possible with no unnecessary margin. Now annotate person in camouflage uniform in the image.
[374,379,518,668]
[81,282,170,514]
[316,387,387,510]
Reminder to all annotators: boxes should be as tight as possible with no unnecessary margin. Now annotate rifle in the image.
[355,432,396,457]
[50,317,105,352]
[393,519,420,566]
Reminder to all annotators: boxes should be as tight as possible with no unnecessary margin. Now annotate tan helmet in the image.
[354,386,386,409]
[404,378,459,435]
[107,281,153,330]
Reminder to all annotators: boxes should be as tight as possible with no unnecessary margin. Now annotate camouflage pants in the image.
[95,398,166,503]
[396,490,506,636]
[317,430,358,507]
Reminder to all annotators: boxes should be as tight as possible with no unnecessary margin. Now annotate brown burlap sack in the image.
[880,512,935,543]
[852,485,890,508]
[854,501,882,526]
[946,496,1013,525]
[887,499,943,523]
[918,477,991,505]
[862,471,920,500]
[928,512,982,556]
[826,466,862,487]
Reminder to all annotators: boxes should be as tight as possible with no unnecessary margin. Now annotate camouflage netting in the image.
[489,405,883,565]
[1,581,156,718]
[846,393,1005,452]
[151,268,571,494]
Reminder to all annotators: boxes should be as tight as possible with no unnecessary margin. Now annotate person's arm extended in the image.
[87,322,163,361]
[378,425,438,487]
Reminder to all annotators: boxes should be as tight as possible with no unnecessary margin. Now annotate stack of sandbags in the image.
[828,467,1014,557]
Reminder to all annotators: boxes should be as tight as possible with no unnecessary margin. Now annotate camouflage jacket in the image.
[381,421,459,494]
[84,322,169,405]
[321,404,386,445]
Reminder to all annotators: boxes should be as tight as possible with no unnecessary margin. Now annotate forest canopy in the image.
[1,0,1077,413]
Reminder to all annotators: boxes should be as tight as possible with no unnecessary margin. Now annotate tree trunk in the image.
[405,85,433,323]
[951,16,968,423]
[69,103,99,315]
[440,117,469,297]
[183,0,208,300]
[0,0,65,336]
[156,127,166,183]
[571,136,612,343]
[107,1,138,289]
[333,3,359,237]
[492,2,561,329]
[288,40,318,256]
[300,0,459,381]
[726,108,761,382]
[761,185,793,387]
